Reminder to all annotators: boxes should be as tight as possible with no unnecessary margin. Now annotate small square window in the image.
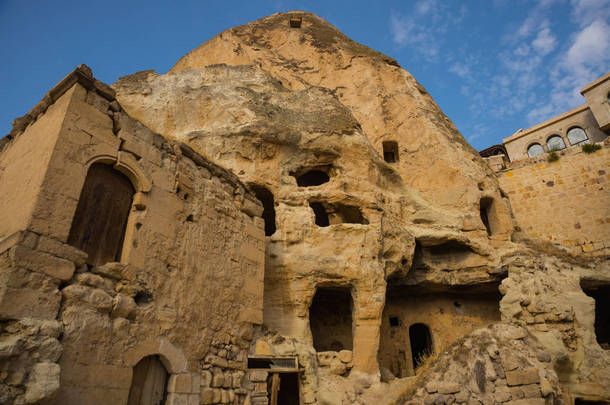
[290,17,302,28]
[389,316,399,327]
[383,141,399,163]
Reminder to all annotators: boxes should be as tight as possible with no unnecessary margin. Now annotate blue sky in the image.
[1,0,608,150]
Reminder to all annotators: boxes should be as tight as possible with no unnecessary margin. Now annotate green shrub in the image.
[582,143,601,154]
[547,151,559,162]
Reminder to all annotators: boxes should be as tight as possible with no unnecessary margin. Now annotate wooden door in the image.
[127,356,168,405]
[68,163,134,266]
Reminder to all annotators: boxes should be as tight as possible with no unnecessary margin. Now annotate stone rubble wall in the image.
[401,324,564,405]
[0,66,266,405]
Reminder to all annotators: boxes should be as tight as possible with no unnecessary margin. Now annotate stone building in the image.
[481,72,610,255]
[1,11,609,405]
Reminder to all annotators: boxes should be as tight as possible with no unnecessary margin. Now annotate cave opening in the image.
[378,284,501,379]
[295,170,330,187]
[581,284,610,350]
[250,185,277,236]
[309,286,353,352]
[333,204,368,224]
[309,202,330,227]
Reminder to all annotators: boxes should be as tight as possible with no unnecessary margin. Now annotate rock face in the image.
[1,10,609,405]
[169,11,492,211]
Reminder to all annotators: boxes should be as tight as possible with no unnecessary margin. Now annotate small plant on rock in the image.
[582,143,602,154]
[547,151,559,163]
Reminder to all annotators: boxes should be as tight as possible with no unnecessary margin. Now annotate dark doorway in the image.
[575,399,610,404]
[296,170,330,187]
[582,285,610,350]
[480,197,494,235]
[383,141,399,163]
[68,163,135,266]
[127,355,168,405]
[309,202,330,227]
[310,287,353,351]
[409,323,433,371]
[276,373,300,405]
[250,185,277,236]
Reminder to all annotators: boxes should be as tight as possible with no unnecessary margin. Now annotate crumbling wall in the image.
[0,66,266,405]
[399,324,565,405]
[496,141,610,255]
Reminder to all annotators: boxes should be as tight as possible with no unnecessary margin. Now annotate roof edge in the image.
[503,104,589,144]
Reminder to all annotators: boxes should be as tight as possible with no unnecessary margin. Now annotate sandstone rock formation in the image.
[1,10,608,405]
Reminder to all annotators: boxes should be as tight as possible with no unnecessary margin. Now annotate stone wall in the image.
[495,140,610,255]
[0,66,266,405]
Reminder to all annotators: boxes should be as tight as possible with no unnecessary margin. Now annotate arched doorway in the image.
[127,355,168,405]
[409,323,433,371]
[68,162,135,265]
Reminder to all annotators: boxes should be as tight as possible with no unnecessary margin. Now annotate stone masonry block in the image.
[37,235,88,265]
[437,382,460,394]
[505,368,540,386]
[168,373,191,393]
[10,245,75,281]
[249,370,268,382]
[165,392,189,405]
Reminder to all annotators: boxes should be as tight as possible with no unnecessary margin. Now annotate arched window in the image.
[127,355,168,405]
[409,323,433,371]
[546,135,566,151]
[249,185,276,236]
[527,143,544,158]
[68,163,135,266]
[567,126,589,145]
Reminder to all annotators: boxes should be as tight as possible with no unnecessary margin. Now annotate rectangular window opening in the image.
[289,17,302,28]
[383,141,399,163]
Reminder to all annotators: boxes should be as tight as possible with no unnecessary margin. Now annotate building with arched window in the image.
[479,72,610,256]
[484,72,609,162]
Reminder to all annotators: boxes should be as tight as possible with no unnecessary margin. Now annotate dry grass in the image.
[389,349,440,405]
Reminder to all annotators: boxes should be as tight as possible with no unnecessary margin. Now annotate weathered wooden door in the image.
[127,356,168,405]
[67,163,134,266]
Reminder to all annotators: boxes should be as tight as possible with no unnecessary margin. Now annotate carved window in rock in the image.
[383,141,399,163]
[250,185,276,236]
[127,355,168,405]
[295,170,330,187]
[480,197,495,236]
[409,323,433,371]
[68,163,135,266]
[546,135,566,151]
[567,126,589,146]
[527,143,544,158]
[309,287,353,351]
[309,202,330,227]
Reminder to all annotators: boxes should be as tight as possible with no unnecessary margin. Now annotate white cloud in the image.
[415,0,437,15]
[532,27,557,55]
[449,62,470,78]
[389,13,409,46]
[389,11,440,59]
[571,0,610,25]
[389,4,467,61]
[566,19,610,70]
